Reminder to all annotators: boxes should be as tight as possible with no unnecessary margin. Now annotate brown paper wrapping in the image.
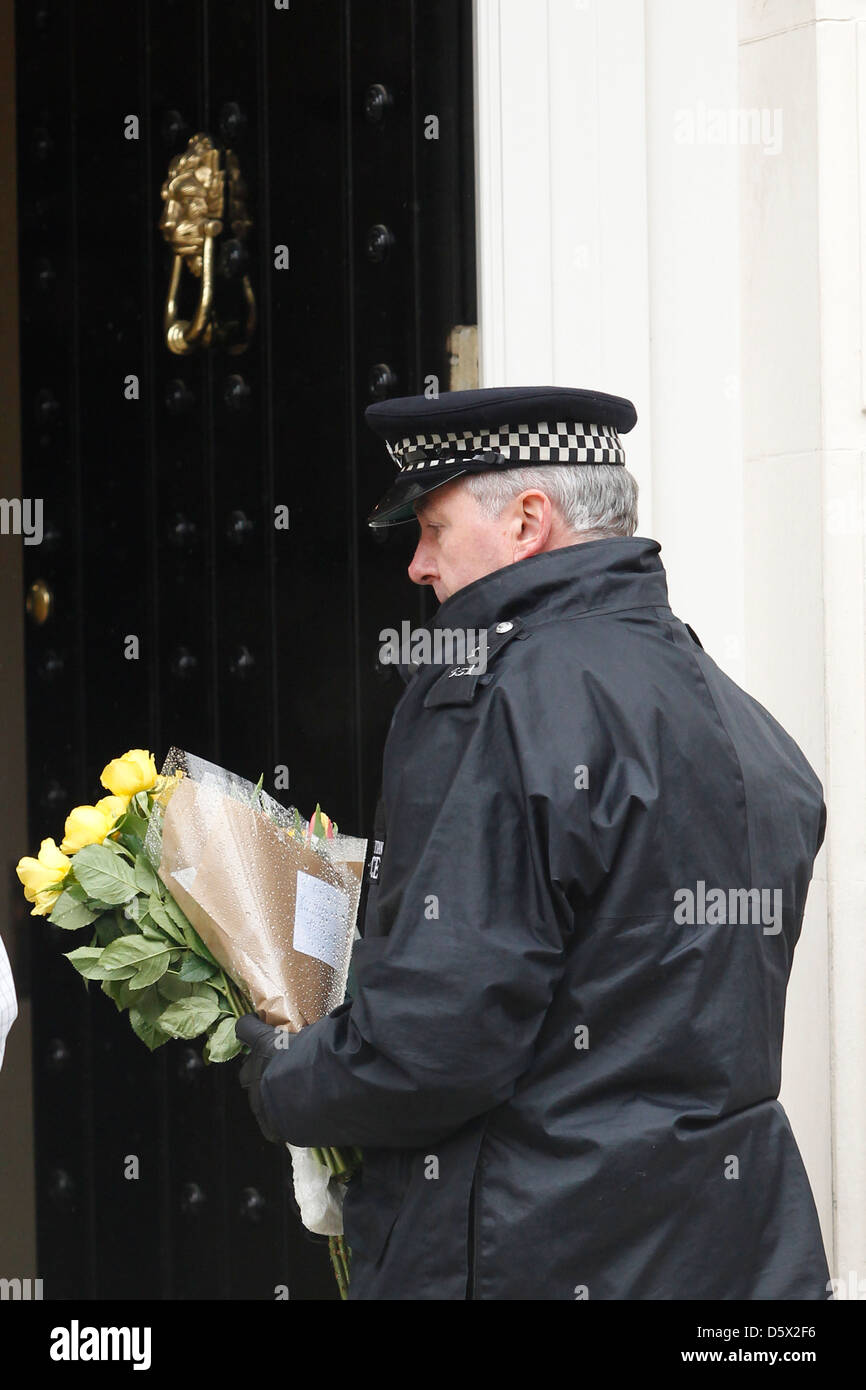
[157,775,364,1030]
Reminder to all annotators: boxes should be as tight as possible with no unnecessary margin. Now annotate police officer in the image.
[237,386,830,1300]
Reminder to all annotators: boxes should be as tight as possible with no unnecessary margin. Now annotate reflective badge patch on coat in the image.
[368,838,384,881]
[423,618,527,708]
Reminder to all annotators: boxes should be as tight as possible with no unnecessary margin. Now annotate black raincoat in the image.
[260,536,830,1300]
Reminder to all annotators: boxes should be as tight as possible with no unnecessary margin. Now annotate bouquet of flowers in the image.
[16,746,367,1298]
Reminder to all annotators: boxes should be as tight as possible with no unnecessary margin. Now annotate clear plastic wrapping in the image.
[143,748,367,1030]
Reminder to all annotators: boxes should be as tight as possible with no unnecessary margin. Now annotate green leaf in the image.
[109,810,148,859]
[129,1009,171,1051]
[111,905,138,936]
[157,975,218,1004]
[128,987,172,1051]
[71,843,138,905]
[162,898,220,966]
[134,857,160,897]
[120,894,144,923]
[158,993,222,1040]
[204,1015,243,1063]
[130,790,151,817]
[65,945,137,981]
[162,895,192,932]
[115,810,149,841]
[92,913,125,948]
[146,894,187,946]
[101,975,133,1010]
[156,973,197,1003]
[114,833,146,859]
[127,951,171,990]
[100,976,121,1006]
[65,946,106,979]
[97,836,136,862]
[139,913,163,942]
[183,925,220,968]
[138,918,182,958]
[177,953,217,982]
[48,889,99,931]
[100,934,171,970]
[249,772,264,812]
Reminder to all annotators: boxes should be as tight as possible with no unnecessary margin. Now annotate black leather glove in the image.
[235,1014,288,1144]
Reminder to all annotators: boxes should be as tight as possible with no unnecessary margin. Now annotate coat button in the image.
[495,621,513,633]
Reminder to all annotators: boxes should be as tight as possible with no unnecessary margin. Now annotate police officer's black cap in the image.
[364,385,638,528]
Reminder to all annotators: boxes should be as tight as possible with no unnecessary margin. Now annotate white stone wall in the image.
[473,0,860,1280]
[738,0,866,1294]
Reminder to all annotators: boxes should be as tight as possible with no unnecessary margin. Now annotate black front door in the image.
[16,0,476,1299]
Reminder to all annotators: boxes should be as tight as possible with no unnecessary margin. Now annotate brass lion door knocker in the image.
[159,132,256,356]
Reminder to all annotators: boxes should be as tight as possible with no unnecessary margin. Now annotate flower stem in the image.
[220,972,251,1019]
[310,1144,360,1180]
[328,1234,350,1300]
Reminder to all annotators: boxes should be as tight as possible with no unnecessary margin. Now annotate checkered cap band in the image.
[384,420,626,472]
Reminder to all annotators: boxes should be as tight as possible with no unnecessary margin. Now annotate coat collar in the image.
[430,535,671,633]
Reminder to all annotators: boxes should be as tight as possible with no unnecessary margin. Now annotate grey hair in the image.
[462,463,639,538]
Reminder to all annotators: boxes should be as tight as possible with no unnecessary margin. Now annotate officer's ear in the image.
[511,490,555,556]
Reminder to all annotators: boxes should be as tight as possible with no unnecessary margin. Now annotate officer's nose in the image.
[407,537,438,589]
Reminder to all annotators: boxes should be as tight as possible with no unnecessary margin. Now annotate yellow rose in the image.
[31,888,62,917]
[100,748,157,799]
[96,794,128,823]
[59,796,126,854]
[151,769,184,808]
[16,838,71,915]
